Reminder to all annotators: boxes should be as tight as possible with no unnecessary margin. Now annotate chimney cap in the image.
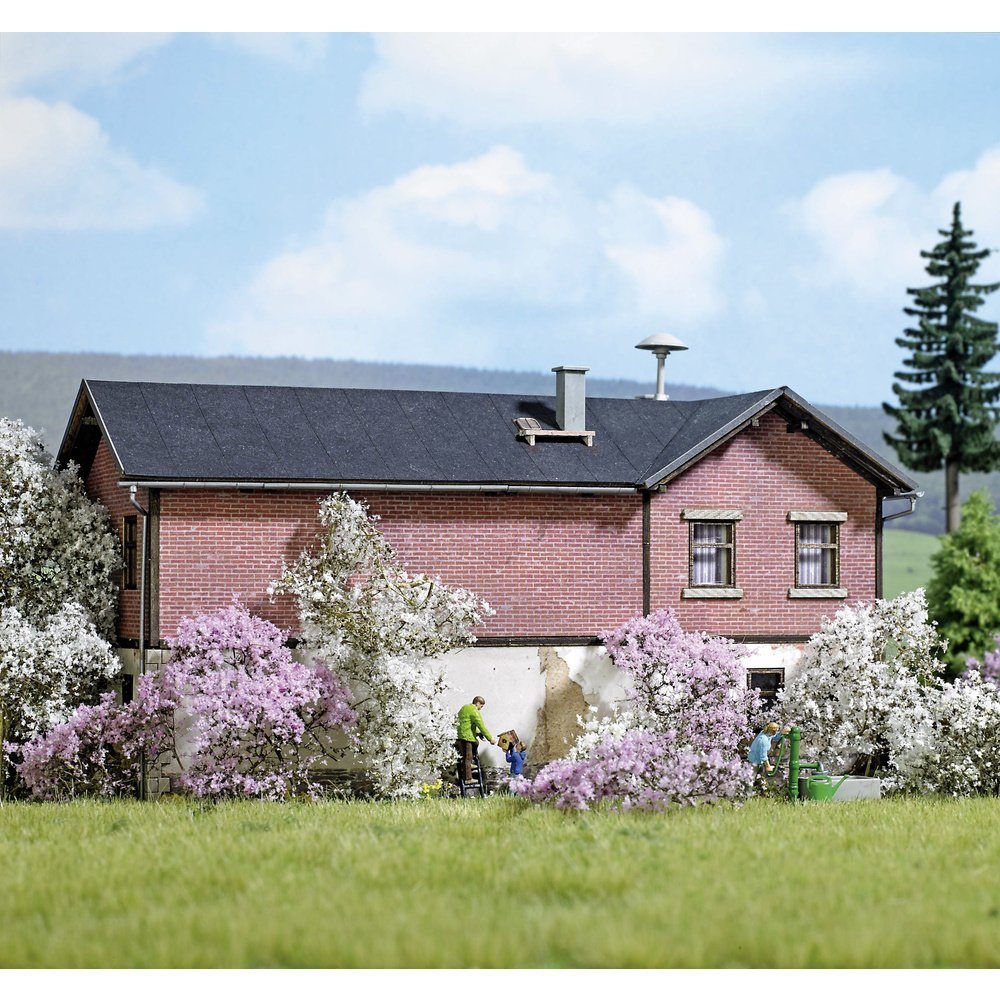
[635,332,688,354]
[551,365,590,374]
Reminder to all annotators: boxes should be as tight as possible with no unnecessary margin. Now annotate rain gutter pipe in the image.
[128,485,148,802]
[882,490,925,522]
[117,481,639,494]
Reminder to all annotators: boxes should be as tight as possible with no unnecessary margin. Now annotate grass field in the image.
[884,529,940,599]
[2,796,999,968]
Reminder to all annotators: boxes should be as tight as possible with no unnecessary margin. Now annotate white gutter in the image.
[116,480,638,495]
[882,490,925,522]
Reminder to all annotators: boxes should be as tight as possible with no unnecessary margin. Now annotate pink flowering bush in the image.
[601,608,761,757]
[15,602,356,801]
[966,635,1000,688]
[11,673,175,801]
[13,694,136,799]
[164,602,356,798]
[514,609,760,811]
[511,730,752,810]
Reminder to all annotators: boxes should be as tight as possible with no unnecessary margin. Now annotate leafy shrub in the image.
[926,490,1000,674]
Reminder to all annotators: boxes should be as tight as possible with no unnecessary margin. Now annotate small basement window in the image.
[122,515,137,591]
[747,668,784,706]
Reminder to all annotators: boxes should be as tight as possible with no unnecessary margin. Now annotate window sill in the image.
[682,587,743,599]
[787,587,847,599]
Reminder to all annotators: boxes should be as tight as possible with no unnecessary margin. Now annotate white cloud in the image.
[210,146,726,366]
[0,33,171,96]
[219,33,329,70]
[789,147,1000,297]
[0,35,202,232]
[0,97,202,231]
[360,34,869,127]
[602,188,726,323]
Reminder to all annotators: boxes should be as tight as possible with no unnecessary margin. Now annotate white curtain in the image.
[799,523,834,585]
[692,523,730,585]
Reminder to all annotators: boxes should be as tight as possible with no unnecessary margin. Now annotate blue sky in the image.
[1,32,999,404]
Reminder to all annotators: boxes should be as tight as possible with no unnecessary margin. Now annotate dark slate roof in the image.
[58,379,917,493]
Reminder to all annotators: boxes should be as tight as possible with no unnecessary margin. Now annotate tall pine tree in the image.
[884,202,1000,533]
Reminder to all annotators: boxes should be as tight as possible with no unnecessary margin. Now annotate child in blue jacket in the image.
[506,742,527,786]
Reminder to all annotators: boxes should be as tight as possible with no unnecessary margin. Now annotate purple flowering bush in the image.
[514,609,760,811]
[966,635,1000,688]
[15,601,356,801]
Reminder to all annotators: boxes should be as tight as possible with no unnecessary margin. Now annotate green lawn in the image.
[2,796,999,968]
[884,528,940,599]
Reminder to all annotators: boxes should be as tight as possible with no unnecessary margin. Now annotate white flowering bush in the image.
[0,418,119,635]
[271,492,491,798]
[913,672,1000,797]
[778,590,945,787]
[0,603,120,743]
[0,602,121,794]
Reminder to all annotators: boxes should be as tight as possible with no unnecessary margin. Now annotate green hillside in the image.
[883,529,940,599]
[1,349,997,534]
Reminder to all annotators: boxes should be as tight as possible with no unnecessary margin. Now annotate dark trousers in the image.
[458,740,477,782]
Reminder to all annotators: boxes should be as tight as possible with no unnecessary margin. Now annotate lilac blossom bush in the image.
[15,602,356,801]
[513,609,760,811]
[271,493,491,798]
[965,636,1000,688]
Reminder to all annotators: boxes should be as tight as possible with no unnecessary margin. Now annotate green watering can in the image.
[806,770,849,801]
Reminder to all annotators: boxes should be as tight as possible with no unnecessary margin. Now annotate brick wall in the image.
[651,411,877,634]
[85,439,147,640]
[157,491,644,640]
[84,408,878,644]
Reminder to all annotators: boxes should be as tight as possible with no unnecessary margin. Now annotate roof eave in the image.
[641,386,918,494]
[640,388,785,488]
[776,387,918,493]
[56,379,126,478]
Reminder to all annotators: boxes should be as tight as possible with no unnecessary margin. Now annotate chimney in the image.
[552,365,588,431]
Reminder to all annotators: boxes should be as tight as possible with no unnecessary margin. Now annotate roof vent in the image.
[514,366,596,446]
[635,332,688,401]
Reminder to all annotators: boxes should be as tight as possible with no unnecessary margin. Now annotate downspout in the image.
[642,491,651,615]
[881,490,924,523]
[128,485,148,802]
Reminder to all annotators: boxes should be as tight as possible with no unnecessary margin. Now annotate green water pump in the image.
[775,726,848,802]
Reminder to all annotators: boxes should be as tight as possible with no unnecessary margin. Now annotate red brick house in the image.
[58,369,918,759]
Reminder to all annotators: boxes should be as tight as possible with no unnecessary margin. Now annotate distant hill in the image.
[2,349,997,535]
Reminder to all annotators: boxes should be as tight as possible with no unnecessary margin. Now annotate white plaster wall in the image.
[436,645,546,770]
[556,644,628,718]
[742,643,807,679]
[118,639,806,778]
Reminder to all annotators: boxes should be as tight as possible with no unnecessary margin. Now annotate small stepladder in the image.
[456,741,488,798]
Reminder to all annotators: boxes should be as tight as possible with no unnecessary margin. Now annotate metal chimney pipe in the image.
[552,366,589,431]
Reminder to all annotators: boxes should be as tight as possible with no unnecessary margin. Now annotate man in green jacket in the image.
[456,696,494,783]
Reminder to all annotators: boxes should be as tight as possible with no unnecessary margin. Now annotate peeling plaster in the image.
[531,647,589,762]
